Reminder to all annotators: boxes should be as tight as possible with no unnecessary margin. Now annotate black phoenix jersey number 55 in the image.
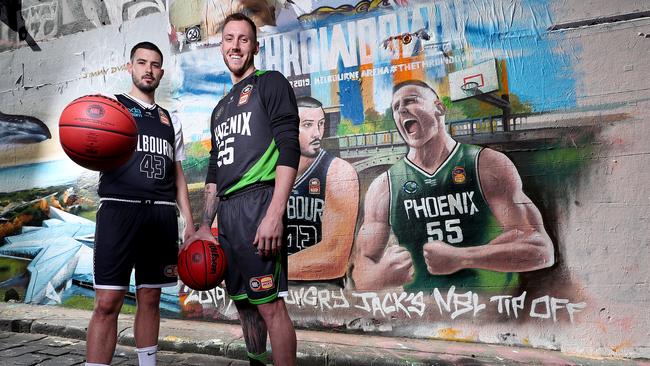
[207,70,299,196]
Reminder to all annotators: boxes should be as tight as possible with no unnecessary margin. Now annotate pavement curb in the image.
[2,303,649,366]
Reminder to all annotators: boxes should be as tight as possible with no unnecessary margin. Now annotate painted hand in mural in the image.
[422,241,463,275]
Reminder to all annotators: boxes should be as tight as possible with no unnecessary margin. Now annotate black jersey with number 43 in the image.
[98,94,175,201]
[207,70,299,196]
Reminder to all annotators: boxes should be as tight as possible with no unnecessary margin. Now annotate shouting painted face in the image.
[391,84,446,149]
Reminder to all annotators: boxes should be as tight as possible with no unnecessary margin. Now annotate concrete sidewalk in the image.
[0,302,647,366]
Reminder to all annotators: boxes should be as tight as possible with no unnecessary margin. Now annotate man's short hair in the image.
[130,42,163,65]
[222,12,258,42]
[296,96,323,109]
[393,80,439,99]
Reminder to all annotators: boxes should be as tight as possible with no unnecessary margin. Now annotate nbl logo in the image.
[85,104,105,119]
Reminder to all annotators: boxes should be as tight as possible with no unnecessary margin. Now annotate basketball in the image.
[59,94,137,171]
[178,240,227,291]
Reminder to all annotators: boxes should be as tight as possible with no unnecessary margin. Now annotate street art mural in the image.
[1,0,649,360]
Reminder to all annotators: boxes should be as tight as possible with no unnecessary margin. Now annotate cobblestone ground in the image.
[0,331,247,366]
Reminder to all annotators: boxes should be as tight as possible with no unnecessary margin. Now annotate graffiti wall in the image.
[1,0,649,359]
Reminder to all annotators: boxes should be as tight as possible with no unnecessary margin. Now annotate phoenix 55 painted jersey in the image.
[206,70,299,196]
[388,143,518,291]
[98,94,179,201]
[286,149,335,254]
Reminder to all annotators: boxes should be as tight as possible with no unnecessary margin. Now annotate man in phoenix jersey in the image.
[188,13,299,366]
[286,96,358,284]
[86,42,195,366]
[351,80,554,292]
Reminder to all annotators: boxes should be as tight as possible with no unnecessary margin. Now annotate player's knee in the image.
[136,288,161,310]
[93,297,122,318]
[256,299,286,320]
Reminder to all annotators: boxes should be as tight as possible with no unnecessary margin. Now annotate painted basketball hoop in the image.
[460,81,480,96]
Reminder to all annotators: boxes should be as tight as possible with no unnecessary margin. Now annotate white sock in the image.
[136,344,158,366]
[85,363,109,366]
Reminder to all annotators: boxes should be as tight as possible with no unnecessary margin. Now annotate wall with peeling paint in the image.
[0,0,649,359]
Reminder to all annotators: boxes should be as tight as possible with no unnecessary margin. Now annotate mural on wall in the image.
[166,0,605,342]
[1,0,649,359]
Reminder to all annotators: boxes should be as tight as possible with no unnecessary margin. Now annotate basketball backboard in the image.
[448,59,500,101]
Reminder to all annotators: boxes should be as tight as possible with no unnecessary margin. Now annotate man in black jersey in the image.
[286,96,358,284]
[188,13,299,366]
[85,42,195,366]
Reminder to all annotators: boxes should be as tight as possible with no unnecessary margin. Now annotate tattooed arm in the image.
[181,183,219,249]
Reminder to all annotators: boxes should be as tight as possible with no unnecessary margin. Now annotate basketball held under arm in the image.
[288,159,359,280]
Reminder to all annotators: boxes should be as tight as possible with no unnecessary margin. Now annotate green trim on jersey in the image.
[230,293,248,301]
[388,143,518,292]
[255,69,268,76]
[225,141,279,196]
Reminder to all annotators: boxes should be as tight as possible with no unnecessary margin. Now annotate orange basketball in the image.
[59,95,137,171]
[178,240,227,291]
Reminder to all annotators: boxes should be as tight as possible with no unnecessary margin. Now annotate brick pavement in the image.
[0,331,247,366]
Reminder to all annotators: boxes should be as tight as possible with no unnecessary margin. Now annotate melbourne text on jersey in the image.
[287,196,324,222]
[137,134,174,161]
[403,191,478,220]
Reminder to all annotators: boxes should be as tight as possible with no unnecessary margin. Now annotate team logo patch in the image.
[452,166,466,184]
[164,265,177,277]
[238,84,253,106]
[85,104,105,119]
[129,107,142,118]
[249,275,274,292]
[308,178,321,194]
[158,109,171,125]
[403,180,419,194]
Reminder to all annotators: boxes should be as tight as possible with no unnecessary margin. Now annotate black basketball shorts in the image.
[217,184,288,305]
[94,199,179,290]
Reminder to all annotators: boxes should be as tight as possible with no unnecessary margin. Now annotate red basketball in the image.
[59,94,137,171]
[178,240,227,291]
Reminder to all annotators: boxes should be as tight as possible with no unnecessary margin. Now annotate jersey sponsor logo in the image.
[129,107,143,118]
[249,275,274,291]
[424,178,437,186]
[287,196,324,222]
[164,265,177,277]
[238,84,253,106]
[158,109,170,125]
[403,180,419,194]
[137,134,174,161]
[308,178,320,194]
[403,191,479,219]
[452,166,466,184]
[85,104,105,119]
